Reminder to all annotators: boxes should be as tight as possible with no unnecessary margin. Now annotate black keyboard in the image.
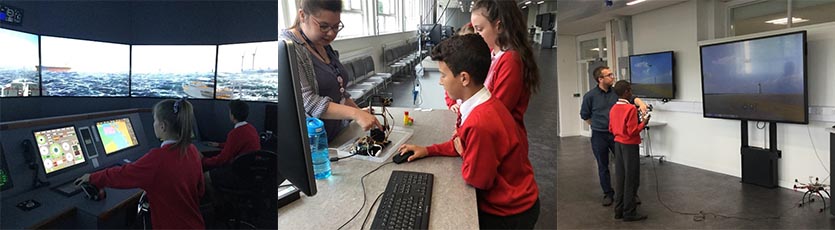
[371,170,433,230]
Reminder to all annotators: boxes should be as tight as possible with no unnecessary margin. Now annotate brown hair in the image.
[153,99,194,156]
[593,66,610,83]
[457,22,475,36]
[472,0,541,94]
[290,0,343,29]
[431,34,491,85]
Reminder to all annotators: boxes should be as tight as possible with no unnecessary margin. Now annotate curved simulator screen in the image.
[96,118,139,155]
[629,51,674,99]
[40,36,130,97]
[700,31,807,123]
[33,126,86,175]
[0,28,40,97]
[217,41,279,102]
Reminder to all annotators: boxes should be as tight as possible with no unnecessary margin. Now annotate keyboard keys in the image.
[371,171,434,229]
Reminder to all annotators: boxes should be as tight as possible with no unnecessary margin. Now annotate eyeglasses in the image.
[310,16,344,33]
[603,73,615,78]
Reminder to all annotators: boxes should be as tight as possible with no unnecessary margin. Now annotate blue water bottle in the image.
[306,117,331,179]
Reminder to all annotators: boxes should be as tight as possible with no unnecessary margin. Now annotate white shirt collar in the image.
[616,98,631,104]
[161,140,178,148]
[459,87,492,125]
[234,121,248,129]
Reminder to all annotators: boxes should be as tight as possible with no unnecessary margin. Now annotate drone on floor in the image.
[351,95,394,157]
[793,177,830,212]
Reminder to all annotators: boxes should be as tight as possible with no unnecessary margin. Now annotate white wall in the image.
[557,35,581,137]
[631,0,832,189]
[332,31,417,72]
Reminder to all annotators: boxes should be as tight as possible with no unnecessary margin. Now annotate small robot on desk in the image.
[793,177,830,212]
[353,95,395,157]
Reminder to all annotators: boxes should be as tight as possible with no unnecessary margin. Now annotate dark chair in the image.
[212,150,278,229]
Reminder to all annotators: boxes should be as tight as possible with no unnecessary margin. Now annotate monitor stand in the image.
[278,180,300,209]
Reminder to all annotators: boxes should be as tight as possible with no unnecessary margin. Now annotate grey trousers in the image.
[614,142,640,217]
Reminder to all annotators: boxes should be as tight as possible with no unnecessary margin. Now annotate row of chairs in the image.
[339,40,428,106]
[384,41,425,78]
[343,56,393,104]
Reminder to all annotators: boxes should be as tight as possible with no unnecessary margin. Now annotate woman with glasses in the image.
[280,0,381,141]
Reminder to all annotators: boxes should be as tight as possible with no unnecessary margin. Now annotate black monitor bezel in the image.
[628,50,676,99]
[276,40,316,196]
[31,125,89,178]
[699,31,808,124]
[95,117,141,156]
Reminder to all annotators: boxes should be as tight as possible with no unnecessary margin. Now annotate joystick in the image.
[79,182,105,201]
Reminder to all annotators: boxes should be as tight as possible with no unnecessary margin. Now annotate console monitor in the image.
[96,117,140,155]
[1,144,14,191]
[33,126,87,175]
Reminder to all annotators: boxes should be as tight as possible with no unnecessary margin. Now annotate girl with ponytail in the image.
[446,0,541,132]
[76,99,205,229]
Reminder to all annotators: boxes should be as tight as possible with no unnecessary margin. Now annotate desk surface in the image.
[1,143,220,229]
[1,185,142,229]
[278,108,478,229]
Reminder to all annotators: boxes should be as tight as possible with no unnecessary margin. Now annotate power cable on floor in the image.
[649,157,804,222]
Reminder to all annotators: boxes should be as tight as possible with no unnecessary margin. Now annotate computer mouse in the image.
[393,151,414,164]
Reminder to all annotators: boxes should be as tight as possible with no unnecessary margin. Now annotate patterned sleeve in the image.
[291,39,332,118]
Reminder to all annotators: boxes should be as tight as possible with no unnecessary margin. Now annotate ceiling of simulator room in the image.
[556,0,688,36]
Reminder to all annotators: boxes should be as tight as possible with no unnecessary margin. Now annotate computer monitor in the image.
[32,126,87,176]
[1,143,14,191]
[276,40,316,196]
[95,117,140,155]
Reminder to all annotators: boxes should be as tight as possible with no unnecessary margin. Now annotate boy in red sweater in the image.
[76,99,205,229]
[203,100,261,168]
[608,80,650,222]
[399,34,540,229]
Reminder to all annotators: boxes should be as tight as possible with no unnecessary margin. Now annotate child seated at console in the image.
[75,99,205,229]
[203,100,261,168]
[397,34,540,229]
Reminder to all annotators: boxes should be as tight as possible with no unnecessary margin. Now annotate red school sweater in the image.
[608,100,647,145]
[90,144,205,229]
[427,97,539,216]
[444,50,530,131]
[202,123,261,168]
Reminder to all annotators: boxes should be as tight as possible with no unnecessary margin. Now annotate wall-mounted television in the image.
[629,51,675,99]
[700,31,807,124]
[0,28,40,97]
[131,45,217,99]
[216,41,278,102]
[40,36,130,97]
